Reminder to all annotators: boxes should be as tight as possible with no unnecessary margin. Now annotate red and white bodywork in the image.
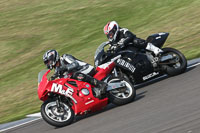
[38,57,117,115]
[37,55,135,127]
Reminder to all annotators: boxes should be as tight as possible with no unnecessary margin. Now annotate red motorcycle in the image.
[37,55,136,127]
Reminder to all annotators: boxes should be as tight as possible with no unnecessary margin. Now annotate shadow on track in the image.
[135,66,196,90]
[54,66,197,129]
[53,90,147,129]
[73,90,146,124]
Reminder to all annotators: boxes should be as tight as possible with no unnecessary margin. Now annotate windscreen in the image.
[94,41,109,59]
[38,69,49,83]
[94,41,110,67]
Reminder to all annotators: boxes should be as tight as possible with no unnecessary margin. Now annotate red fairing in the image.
[37,70,108,115]
[38,59,116,115]
[37,70,50,101]
[62,79,108,115]
[94,62,116,81]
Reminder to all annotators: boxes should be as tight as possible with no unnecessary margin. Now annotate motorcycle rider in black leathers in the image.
[103,21,163,56]
[43,50,107,98]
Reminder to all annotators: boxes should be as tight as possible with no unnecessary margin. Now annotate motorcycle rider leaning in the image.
[103,21,163,56]
[43,50,107,98]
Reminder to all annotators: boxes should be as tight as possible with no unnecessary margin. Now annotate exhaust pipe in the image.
[160,54,173,62]
[107,82,126,91]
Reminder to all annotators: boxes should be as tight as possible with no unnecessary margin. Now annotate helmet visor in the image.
[107,31,114,39]
[106,25,117,40]
[44,60,54,70]
[44,60,48,65]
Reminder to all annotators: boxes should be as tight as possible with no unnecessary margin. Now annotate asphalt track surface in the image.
[2,64,200,133]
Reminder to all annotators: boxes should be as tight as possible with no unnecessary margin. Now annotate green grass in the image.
[0,0,200,123]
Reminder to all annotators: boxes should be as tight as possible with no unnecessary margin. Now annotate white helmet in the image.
[104,21,119,42]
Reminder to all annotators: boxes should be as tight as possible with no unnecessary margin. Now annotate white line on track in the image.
[187,62,200,69]
[0,118,42,133]
[1,62,200,132]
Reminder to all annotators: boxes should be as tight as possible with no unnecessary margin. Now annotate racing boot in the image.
[90,78,107,98]
[72,72,107,98]
[146,43,163,56]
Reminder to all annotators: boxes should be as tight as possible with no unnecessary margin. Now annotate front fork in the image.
[113,68,118,77]
[56,96,62,109]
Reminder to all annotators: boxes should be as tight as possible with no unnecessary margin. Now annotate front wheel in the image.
[108,76,136,105]
[41,99,74,127]
[160,48,187,76]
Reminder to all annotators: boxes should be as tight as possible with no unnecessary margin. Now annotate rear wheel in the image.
[161,48,187,76]
[108,76,136,105]
[41,99,74,127]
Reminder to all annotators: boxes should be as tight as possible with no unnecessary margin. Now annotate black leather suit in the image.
[111,28,147,49]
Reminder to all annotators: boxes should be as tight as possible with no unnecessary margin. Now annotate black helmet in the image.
[43,50,59,70]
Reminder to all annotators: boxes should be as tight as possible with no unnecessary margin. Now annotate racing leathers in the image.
[51,54,107,98]
[110,28,163,55]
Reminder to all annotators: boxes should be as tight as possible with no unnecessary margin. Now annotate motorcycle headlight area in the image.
[81,88,90,96]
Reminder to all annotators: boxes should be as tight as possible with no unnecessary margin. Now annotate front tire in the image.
[161,48,187,76]
[41,99,74,127]
[108,77,136,105]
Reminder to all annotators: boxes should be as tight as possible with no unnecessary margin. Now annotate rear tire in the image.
[161,48,187,76]
[108,76,136,105]
[41,99,74,127]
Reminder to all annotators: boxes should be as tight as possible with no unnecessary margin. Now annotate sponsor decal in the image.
[151,57,159,64]
[95,60,99,67]
[158,32,166,35]
[77,74,84,80]
[117,58,136,73]
[51,83,74,97]
[85,100,94,105]
[150,57,159,67]
[86,84,90,88]
[143,72,159,81]
[156,36,161,39]
[77,76,84,80]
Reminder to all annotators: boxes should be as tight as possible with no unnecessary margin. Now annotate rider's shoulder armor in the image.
[119,28,129,35]
[61,54,88,70]
[119,28,136,39]
[61,54,76,64]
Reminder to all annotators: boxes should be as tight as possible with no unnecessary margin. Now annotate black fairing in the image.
[131,53,154,83]
[117,48,154,83]
[146,32,169,48]
[95,32,169,83]
[94,43,155,83]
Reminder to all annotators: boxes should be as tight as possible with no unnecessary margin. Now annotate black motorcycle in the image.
[94,32,187,85]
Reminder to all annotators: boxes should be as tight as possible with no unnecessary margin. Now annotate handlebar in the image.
[107,44,121,53]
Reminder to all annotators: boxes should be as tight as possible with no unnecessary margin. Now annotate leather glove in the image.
[50,67,64,80]
[120,44,125,49]
[118,38,126,48]
[50,74,58,80]
[110,45,117,51]
[118,38,125,45]
[56,67,62,75]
